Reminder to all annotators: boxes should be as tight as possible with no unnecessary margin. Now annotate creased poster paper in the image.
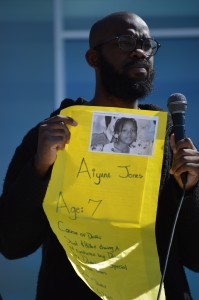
[43,105,167,300]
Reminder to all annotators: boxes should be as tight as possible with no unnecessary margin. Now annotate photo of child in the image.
[90,112,157,156]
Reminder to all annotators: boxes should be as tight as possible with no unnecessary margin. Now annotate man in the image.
[1,11,199,300]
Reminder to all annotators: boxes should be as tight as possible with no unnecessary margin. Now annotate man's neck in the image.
[89,95,139,109]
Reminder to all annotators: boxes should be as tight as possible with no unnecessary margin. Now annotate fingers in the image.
[40,115,78,145]
[40,121,70,144]
[34,115,78,177]
[170,134,199,189]
[170,153,199,176]
[41,115,78,127]
[169,133,177,154]
[170,134,198,174]
[170,133,196,151]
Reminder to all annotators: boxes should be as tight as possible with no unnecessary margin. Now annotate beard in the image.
[98,51,155,101]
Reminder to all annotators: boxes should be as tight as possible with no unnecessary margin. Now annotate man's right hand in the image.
[34,115,78,177]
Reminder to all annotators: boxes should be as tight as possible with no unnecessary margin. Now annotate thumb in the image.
[170,133,177,154]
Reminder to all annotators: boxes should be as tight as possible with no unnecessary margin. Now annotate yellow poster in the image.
[43,105,167,300]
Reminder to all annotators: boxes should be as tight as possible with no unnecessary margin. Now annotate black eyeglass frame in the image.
[94,35,161,57]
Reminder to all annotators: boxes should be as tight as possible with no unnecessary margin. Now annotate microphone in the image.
[167,93,187,185]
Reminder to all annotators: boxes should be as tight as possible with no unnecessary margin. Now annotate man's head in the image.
[86,12,160,103]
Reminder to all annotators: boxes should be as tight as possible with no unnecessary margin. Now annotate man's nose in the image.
[129,48,148,59]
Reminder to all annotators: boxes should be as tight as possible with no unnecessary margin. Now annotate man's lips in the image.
[125,61,149,71]
[124,61,149,77]
[132,67,147,72]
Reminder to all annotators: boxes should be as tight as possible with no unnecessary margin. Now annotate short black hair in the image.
[114,117,137,135]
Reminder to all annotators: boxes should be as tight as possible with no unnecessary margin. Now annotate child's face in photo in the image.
[119,121,137,144]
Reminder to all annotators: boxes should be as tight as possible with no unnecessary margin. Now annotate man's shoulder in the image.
[50,97,87,117]
[138,103,164,112]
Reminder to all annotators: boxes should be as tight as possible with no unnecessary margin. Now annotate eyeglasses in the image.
[95,35,161,57]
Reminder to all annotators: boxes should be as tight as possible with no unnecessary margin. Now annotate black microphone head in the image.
[167,93,187,114]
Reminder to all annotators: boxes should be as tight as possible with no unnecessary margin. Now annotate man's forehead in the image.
[108,18,150,37]
[89,13,150,48]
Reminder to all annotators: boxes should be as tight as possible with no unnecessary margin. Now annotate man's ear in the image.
[85,49,99,68]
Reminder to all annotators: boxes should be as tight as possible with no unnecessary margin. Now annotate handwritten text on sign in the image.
[43,105,167,299]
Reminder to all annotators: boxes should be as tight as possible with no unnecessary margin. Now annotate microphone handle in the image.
[172,112,187,186]
[172,113,186,142]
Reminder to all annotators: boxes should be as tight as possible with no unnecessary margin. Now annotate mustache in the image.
[124,60,150,71]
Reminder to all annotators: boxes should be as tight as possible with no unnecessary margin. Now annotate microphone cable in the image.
[156,181,186,300]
